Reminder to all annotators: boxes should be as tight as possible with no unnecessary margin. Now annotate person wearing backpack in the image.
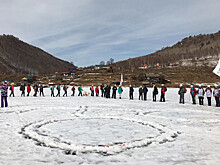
[50,85,55,97]
[63,85,68,97]
[20,84,25,97]
[190,85,197,104]
[78,86,83,96]
[160,84,167,102]
[197,85,205,105]
[152,84,158,102]
[56,84,61,97]
[71,86,75,96]
[178,84,187,104]
[205,85,212,106]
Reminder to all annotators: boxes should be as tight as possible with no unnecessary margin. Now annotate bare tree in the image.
[110,58,114,64]
[106,61,111,65]
[99,61,105,65]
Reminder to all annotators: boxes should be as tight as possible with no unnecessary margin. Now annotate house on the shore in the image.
[94,65,110,70]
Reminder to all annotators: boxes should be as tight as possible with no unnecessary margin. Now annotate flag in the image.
[213,59,220,77]
[120,74,123,86]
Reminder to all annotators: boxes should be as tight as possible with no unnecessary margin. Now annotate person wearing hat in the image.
[190,85,197,104]
[9,83,15,97]
[178,84,187,104]
[213,84,220,107]
[205,85,212,106]
[197,84,205,105]
[160,84,167,102]
[1,81,8,107]
[139,86,143,100]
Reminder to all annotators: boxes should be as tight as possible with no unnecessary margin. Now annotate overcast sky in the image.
[0,0,220,66]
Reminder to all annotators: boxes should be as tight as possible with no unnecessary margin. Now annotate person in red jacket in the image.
[160,84,167,102]
[27,84,31,97]
[95,86,99,97]
[190,85,197,104]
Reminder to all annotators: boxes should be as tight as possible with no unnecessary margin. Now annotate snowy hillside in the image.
[0,87,219,164]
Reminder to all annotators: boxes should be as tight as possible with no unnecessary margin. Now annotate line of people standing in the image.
[180,84,220,107]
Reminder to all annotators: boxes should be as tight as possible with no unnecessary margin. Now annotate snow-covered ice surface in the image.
[0,87,220,165]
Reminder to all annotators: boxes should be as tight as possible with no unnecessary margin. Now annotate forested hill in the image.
[0,35,74,74]
[112,31,220,69]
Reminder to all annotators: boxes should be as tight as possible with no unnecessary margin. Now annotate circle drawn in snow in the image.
[20,116,178,155]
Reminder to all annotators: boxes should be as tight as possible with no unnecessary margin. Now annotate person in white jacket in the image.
[197,85,205,105]
[205,85,212,106]
[213,85,220,107]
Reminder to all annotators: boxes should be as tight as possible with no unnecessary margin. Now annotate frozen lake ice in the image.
[0,87,219,165]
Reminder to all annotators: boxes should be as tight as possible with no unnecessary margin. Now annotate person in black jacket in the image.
[129,85,134,100]
[152,84,158,102]
[40,84,44,97]
[100,84,104,97]
[112,85,117,99]
[105,85,111,99]
[139,86,143,100]
[20,84,25,97]
[63,85,68,97]
[143,85,148,101]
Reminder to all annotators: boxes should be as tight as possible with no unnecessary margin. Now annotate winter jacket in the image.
[27,86,31,93]
[178,86,186,95]
[57,85,61,91]
[50,86,55,91]
[190,88,197,96]
[72,87,75,91]
[20,85,25,92]
[95,87,99,93]
[10,85,14,91]
[40,86,44,92]
[112,86,117,93]
[139,88,143,94]
[143,87,148,93]
[205,88,212,98]
[161,86,167,94]
[1,83,8,97]
[213,88,219,97]
[153,86,158,95]
[118,87,123,94]
[78,86,83,92]
[90,86,94,91]
[129,87,134,93]
[197,88,205,97]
